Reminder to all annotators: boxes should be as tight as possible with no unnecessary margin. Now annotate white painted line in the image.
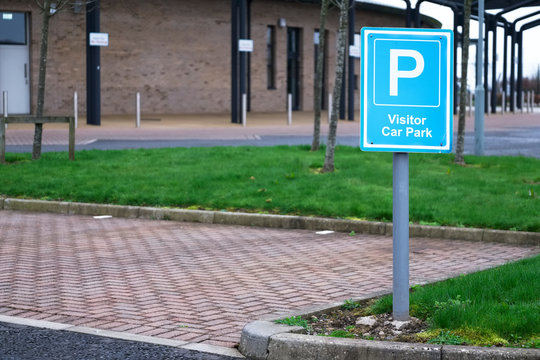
[181,343,245,358]
[93,215,112,219]
[0,314,72,330]
[316,230,334,235]
[68,326,188,347]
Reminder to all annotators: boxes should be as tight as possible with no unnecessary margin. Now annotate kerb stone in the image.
[267,333,441,360]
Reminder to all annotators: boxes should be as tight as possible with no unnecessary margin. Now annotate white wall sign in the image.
[89,32,109,47]
[349,45,360,58]
[239,39,253,52]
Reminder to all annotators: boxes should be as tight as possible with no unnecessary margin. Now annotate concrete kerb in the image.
[238,298,540,360]
[1,198,539,246]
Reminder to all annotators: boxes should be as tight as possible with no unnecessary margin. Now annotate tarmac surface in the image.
[3,110,540,157]
[1,110,539,358]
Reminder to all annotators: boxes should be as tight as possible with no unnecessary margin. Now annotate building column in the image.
[86,0,100,126]
[347,0,355,121]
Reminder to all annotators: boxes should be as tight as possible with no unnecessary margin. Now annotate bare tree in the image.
[311,0,330,152]
[322,0,349,173]
[32,0,89,160]
[454,0,472,165]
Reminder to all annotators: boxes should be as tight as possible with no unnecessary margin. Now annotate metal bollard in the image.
[328,93,332,124]
[242,93,247,128]
[2,91,7,130]
[74,91,78,129]
[287,93,292,126]
[136,92,141,128]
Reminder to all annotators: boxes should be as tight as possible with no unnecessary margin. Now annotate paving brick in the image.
[0,210,538,349]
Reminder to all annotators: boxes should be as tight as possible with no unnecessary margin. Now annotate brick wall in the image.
[1,0,426,116]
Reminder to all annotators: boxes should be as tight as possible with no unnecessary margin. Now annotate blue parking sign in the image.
[360,27,453,153]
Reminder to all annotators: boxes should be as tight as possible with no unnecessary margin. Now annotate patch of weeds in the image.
[451,327,508,347]
[327,329,356,338]
[349,231,356,236]
[426,330,469,345]
[275,316,311,331]
[341,299,362,310]
[418,220,441,226]
[433,295,471,312]
[520,337,540,349]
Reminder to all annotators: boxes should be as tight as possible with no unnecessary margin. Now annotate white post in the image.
[3,91,7,129]
[74,91,78,128]
[486,90,490,116]
[136,92,141,128]
[328,93,332,124]
[468,92,472,117]
[2,91,7,117]
[501,92,505,114]
[513,91,516,114]
[242,93,247,128]
[287,93,292,126]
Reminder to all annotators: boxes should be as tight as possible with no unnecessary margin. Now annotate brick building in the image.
[0,0,439,119]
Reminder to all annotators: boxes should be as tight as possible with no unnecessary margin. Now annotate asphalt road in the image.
[0,322,239,360]
[6,128,540,158]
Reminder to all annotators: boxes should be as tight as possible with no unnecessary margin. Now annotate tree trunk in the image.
[454,0,472,165]
[322,0,348,173]
[311,0,329,152]
[33,0,51,160]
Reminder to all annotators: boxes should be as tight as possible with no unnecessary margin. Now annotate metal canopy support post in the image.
[403,0,412,27]
[347,0,355,121]
[502,24,508,112]
[392,152,409,321]
[453,8,460,114]
[483,15,489,114]
[475,0,485,156]
[517,30,523,110]
[239,0,247,125]
[491,17,498,114]
[86,0,100,126]
[510,25,516,112]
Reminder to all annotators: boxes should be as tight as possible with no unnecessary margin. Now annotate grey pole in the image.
[392,152,409,321]
[2,91,7,118]
[475,0,485,156]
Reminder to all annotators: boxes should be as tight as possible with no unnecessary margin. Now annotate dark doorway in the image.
[287,27,301,111]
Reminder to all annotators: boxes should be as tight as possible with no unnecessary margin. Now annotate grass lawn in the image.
[1,145,539,231]
[367,254,540,348]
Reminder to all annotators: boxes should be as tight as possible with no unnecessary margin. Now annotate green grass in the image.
[275,316,312,331]
[1,145,540,231]
[368,255,540,347]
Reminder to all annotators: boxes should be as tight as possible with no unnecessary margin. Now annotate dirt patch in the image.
[307,303,429,343]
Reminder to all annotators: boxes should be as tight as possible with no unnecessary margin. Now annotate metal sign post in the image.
[360,27,453,321]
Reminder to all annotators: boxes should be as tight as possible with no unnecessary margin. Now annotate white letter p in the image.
[389,49,424,96]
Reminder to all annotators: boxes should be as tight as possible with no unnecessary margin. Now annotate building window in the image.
[0,12,26,45]
[266,25,276,89]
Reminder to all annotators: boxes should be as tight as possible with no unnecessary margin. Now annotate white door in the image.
[0,11,30,115]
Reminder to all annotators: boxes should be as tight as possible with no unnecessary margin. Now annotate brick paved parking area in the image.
[0,211,538,349]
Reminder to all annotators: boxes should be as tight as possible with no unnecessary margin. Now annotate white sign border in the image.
[361,28,453,153]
